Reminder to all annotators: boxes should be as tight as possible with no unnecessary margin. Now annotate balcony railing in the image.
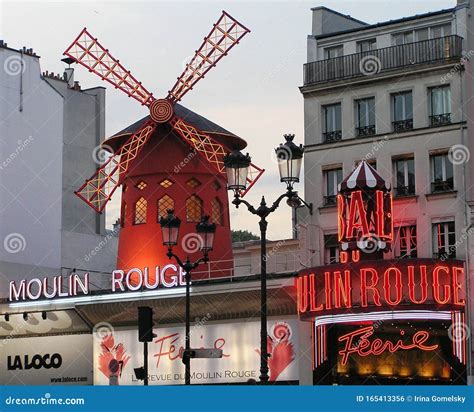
[323,195,337,206]
[395,185,416,197]
[431,179,454,193]
[304,35,463,86]
[429,113,451,126]
[393,119,413,132]
[356,125,376,137]
[323,130,342,143]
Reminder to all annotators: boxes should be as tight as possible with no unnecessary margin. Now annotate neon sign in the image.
[297,259,465,317]
[338,325,439,366]
[338,190,393,251]
[8,265,187,302]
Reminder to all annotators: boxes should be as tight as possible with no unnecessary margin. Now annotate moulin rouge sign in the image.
[8,265,188,302]
[297,161,466,318]
[297,259,465,318]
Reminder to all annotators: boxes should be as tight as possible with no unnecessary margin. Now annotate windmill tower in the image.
[64,12,264,281]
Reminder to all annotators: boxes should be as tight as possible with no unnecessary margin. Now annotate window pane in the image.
[394,95,403,121]
[407,159,415,187]
[431,87,450,115]
[396,160,405,187]
[445,156,453,181]
[432,155,443,181]
[325,46,343,59]
[404,31,414,43]
[324,104,341,132]
[405,93,413,119]
[416,28,429,41]
[431,26,442,38]
[392,33,403,45]
[358,98,375,127]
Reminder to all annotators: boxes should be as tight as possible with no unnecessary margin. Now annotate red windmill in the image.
[65,11,264,280]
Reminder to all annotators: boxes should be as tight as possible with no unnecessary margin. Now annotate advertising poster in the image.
[1,334,92,385]
[93,319,299,385]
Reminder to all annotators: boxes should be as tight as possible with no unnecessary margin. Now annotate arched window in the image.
[134,197,147,225]
[186,195,202,223]
[210,198,223,225]
[157,195,175,221]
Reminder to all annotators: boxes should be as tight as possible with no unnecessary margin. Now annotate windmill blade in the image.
[167,11,250,103]
[241,163,265,198]
[75,120,156,212]
[170,116,227,173]
[64,28,154,106]
[170,116,264,195]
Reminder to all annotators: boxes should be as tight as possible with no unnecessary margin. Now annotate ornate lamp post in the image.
[159,210,216,385]
[224,134,312,384]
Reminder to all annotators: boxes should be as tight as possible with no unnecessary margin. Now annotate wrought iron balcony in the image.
[431,179,454,193]
[323,130,342,143]
[429,113,451,126]
[395,185,416,197]
[303,35,463,86]
[323,195,337,206]
[393,119,413,132]
[356,125,376,137]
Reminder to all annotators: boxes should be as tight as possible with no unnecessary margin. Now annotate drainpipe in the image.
[459,66,472,382]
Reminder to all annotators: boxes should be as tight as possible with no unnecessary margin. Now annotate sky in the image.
[0,0,456,240]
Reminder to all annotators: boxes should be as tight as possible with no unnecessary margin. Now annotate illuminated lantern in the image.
[337,161,392,256]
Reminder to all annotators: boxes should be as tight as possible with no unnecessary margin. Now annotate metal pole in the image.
[259,217,269,384]
[185,268,191,385]
[144,340,148,386]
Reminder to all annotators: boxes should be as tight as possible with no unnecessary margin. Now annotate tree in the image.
[231,229,259,242]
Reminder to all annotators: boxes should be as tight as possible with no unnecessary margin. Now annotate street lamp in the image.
[224,133,312,384]
[159,210,216,385]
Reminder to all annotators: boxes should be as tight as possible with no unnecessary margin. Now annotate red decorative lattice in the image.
[75,121,156,213]
[64,28,154,106]
[170,117,227,174]
[167,11,250,103]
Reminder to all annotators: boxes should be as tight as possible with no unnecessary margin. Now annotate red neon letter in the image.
[375,190,392,240]
[432,266,451,305]
[310,273,323,312]
[407,265,428,304]
[337,194,346,242]
[383,267,402,306]
[346,191,370,240]
[324,272,332,310]
[452,266,465,306]
[333,270,352,309]
[360,267,381,307]
[296,276,308,313]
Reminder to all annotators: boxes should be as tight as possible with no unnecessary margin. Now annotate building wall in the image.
[0,44,117,298]
[301,1,474,383]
